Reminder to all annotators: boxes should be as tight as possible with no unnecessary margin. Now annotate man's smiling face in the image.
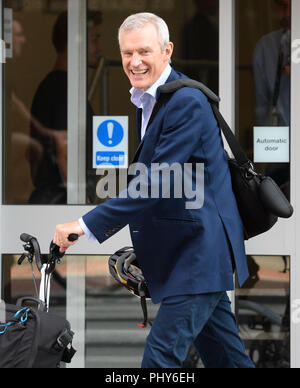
[119,22,173,91]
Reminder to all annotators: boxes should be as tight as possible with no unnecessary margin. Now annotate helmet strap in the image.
[137,296,152,328]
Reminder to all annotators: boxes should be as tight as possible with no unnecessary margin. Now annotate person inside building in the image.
[181,0,219,93]
[29,10,103,204]
[253,0,291,197]
[253,0,290,127]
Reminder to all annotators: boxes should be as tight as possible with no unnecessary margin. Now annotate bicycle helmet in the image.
[108,247,152,327]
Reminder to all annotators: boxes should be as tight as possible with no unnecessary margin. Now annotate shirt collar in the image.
[130,64,172,108]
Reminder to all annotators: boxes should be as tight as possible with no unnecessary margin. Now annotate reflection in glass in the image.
[235,1,291,366]
[253,1,291,127]
[236,0,291,199]
[29,9,103,204]
[180,0,219,94]
[236,256,290,368]
[2,254,67,317]
[87,0,219,205]
[4,1,68,204]
[3,2,103,205]
[29,11,68,204]
[4,0,220,205]
[4,5,29,204]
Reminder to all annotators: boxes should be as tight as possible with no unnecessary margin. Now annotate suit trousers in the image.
[142,292,255,368]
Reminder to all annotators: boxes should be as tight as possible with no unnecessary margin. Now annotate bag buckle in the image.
[243,161,258,178]
[57,329,74,349]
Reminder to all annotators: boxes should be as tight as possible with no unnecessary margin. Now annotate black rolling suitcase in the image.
[0,233,77,368]
[0,302,75,368]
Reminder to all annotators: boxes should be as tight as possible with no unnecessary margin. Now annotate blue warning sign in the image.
[97,120,124,148]
[96,151,125,166]
[93,116,128,169]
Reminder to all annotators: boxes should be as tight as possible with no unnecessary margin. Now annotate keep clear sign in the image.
[254,126,290,163]
[93,116,128,169]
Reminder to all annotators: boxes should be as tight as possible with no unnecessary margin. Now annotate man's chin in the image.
[130,81,149,91]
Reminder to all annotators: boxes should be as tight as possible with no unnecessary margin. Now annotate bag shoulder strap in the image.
[157,78,220,104]
[211,105,250,166]
[157,78,250,166]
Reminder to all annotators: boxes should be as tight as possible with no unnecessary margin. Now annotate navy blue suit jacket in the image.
[83,69,249,303]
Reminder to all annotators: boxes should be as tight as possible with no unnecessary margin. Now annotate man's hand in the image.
[54,220,84,253]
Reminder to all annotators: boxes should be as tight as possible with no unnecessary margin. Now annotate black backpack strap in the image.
[210,105,250,166]
[156,78,250,167]
[157,78,220,104]
[146,79,219,134]
[137,296,152,328]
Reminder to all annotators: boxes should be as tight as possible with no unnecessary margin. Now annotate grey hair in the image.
[118,12,170,51]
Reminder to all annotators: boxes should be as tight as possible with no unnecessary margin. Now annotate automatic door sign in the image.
[254,126,290,163]
[93,116,128,169]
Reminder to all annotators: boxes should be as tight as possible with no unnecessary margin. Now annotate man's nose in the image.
[131,53,142,67]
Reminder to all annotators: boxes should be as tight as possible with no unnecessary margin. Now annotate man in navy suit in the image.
[54,13,254,368]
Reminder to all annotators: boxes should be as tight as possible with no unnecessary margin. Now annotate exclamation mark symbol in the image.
[107,122,114,145]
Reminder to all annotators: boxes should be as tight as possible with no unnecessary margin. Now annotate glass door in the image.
[84,0,220,368]
[0,0,220,368]
[0,0,93,368]
[234,0,300,368]
[1,0,299,369]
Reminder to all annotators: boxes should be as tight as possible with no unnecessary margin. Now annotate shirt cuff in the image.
[78,217,97,242]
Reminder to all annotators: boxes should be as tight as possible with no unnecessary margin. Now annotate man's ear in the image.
[165,42,174,61]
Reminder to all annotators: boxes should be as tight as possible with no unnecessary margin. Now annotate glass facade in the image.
[1,0,221,368]
[3,0,219,205]
[4,0,68,204]
[1,0,298,368]
[235,0,291,198]
[236,256,290,368]
[235,0,291,368]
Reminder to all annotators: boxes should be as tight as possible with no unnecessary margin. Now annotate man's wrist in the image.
[78,218,97,242]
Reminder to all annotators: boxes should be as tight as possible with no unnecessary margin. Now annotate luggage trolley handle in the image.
[19,233,43,271]
[43,234,78,311]
[49,233,79,265]
[18,233,79,312]
[19,233,79,272]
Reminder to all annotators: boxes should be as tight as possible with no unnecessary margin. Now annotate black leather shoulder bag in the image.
[157,78,294,239]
